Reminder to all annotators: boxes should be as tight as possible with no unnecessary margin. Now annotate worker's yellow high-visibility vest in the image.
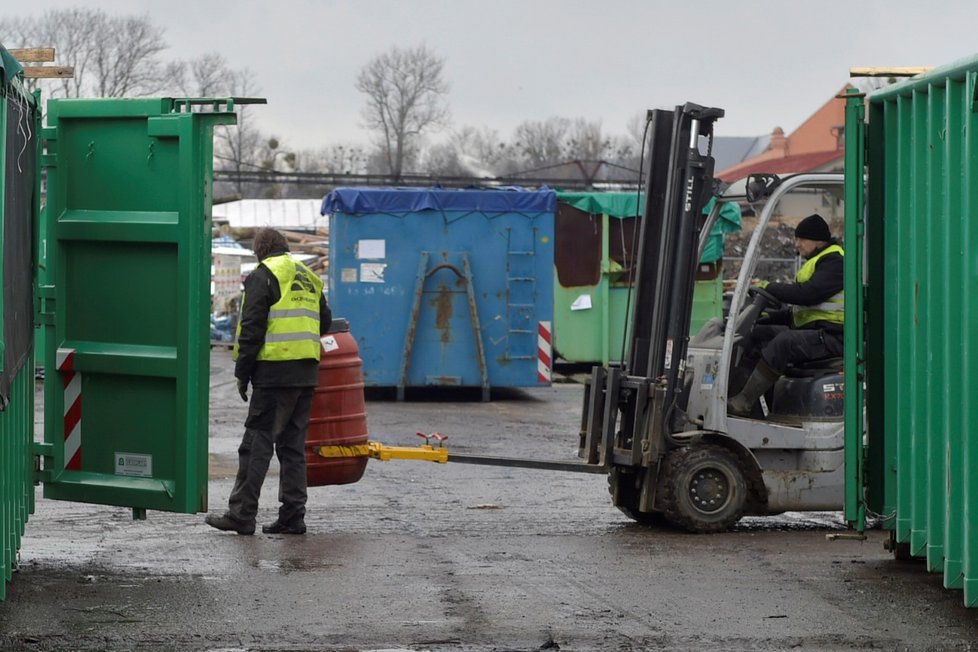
[792,243,845,328]
[233,254,324,361]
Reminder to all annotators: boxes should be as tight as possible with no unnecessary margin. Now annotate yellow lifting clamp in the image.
[316,432,450,464]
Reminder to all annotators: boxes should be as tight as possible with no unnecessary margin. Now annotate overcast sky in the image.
[13,1,978,152]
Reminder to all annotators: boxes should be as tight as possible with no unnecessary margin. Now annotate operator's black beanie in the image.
[795,214,832,241]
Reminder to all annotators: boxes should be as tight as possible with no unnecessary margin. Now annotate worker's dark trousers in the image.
[228,386,313,526]
[751,325,843,374]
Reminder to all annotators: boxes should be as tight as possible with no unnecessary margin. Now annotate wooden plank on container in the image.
[23,66,74,79]
[8,48,55,63]
[849,66,932,78]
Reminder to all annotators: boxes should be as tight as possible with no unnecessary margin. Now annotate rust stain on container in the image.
[434,286,454,343]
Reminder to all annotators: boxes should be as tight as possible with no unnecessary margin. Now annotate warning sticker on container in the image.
[360,263,386,283]
[321,335,339,353]
[115,452,152,478]
[341,267,357,283]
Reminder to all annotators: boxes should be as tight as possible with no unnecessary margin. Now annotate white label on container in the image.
[360,263,386,283]
[341,267,357,283]
[570,294,592,311]
[321,335,339,353]
[357,239,386,259]
[115,453,152,478]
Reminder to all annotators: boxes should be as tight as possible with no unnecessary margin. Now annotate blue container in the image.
[322,187,556,399]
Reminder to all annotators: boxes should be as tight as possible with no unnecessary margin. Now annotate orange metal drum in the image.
[306,319,369,486]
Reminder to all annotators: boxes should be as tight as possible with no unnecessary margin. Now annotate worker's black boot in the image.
[727,360,779,417]
[205,512,255,535]
[262,519,306,535]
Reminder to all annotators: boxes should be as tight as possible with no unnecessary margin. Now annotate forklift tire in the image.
[661,444,747,533]
[607,472,667,526]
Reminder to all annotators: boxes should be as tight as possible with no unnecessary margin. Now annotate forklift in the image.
[318,102,849,533]
[577,103,847,532]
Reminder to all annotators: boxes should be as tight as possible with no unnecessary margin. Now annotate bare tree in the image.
[356,44,450,179]
[565,118,613,161]
[293,144,367,175]
[91,13,168,97]
[1,9,168,98]
[423,125,508,177]
[170,52,233,97]
[512,117,570,169]
[213,69,270,199]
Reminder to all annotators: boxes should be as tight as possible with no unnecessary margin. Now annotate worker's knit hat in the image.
[795,214,832,241]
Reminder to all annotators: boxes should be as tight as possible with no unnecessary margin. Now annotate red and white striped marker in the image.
[537,321,552,384]
[58,348,82,471]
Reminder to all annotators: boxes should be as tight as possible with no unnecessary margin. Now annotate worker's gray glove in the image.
[236,377,249,402]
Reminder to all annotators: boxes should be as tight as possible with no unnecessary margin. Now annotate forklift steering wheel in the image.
[747,285,783,310]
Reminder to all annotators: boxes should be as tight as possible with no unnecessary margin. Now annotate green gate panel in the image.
[39,98,237,514]
[854,56,978,607]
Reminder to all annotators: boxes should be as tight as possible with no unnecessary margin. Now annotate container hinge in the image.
[36,284,56,325]
[32,442,54,484]
[40,127,58,168]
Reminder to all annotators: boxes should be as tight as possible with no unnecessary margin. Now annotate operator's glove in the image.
[236,377,249,402]
[754,280,770,289]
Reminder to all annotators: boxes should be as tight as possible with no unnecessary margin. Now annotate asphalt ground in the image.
[0,349,976,651]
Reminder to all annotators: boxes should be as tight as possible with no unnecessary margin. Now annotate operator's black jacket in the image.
[763,241,844,335]
[234,249,332,388]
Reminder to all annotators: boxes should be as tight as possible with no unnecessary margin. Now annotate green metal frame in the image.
[843,88,865,531]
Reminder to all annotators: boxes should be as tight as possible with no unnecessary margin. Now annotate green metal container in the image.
[0,49,41,601]
[552,192,739,366]
[845,55,978,607]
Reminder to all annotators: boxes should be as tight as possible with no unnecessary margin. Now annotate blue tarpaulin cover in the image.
[321,186,557,216]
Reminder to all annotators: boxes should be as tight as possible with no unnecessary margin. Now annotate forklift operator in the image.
[728,213,844,417]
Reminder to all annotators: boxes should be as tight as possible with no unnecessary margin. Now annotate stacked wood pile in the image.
[282,228,329,275]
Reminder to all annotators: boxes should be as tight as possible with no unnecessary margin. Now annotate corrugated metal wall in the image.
[862,56,978,607]
[1,368,36,601]
[0,79,39,601]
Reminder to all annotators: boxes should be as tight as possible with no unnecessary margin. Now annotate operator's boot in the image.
[727,360,779,417]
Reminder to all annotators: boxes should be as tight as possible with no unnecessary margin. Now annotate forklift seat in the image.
[783,357,843,378]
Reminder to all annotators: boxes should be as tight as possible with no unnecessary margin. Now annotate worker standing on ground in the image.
[205,228,331,535]
[728,214,844,416]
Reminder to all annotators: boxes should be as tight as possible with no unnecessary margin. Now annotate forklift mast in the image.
[628,104,723,391]
[580,103,723,467]
[578,103,723,511]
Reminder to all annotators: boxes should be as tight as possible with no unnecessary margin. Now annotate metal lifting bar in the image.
[316,432,607,475]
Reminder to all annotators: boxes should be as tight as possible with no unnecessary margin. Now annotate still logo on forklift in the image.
[684,177,695,212]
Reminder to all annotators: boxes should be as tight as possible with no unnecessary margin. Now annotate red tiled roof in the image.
[717,149,843,183]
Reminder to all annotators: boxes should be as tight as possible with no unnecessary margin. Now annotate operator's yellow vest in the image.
[792,244,844,328]
[233,254,324,361]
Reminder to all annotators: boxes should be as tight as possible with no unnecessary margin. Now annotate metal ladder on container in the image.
[503,226,538,364]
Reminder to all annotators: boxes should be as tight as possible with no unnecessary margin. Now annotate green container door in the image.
[38,98,236,514]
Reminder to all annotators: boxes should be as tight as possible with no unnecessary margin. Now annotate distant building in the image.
[716,84,852,184]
